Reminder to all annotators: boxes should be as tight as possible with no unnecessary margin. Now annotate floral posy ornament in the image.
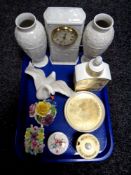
[29,99,57,126]
[24,125,45,155]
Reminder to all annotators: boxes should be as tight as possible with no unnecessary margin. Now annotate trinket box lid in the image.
[47,132,69,155]
[44,7,86,25]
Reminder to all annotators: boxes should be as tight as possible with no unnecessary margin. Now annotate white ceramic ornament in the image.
[15,13,48,67]
[25,62,75,99]
[75,56,111,91]
[82,13,114,62]
[44,7,86,65]
[48,132,69,155]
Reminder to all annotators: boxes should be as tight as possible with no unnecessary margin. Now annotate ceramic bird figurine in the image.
[25,62,75,100]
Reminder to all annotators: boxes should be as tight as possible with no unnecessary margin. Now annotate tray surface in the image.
[15,55,113,162]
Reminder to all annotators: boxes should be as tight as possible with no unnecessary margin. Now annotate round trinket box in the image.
[64,91,105,132]
[47,132,69,155]
[76,133,100,159]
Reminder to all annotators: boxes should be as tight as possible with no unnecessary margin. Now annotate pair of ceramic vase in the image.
[82,13,114,62]
[15,11,114,67]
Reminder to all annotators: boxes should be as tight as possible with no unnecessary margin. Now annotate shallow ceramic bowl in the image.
[64,91,105,132]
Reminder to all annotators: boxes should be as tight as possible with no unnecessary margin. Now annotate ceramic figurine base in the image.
[15,54,113,162]
[32,55,48,68]
[50,57,79,65]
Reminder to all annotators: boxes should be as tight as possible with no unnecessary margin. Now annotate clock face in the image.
[51,26,78,46]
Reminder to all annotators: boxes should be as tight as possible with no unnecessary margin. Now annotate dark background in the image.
[0,0,130,174]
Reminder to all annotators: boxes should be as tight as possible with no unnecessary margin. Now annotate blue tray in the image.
[15,55,113,162]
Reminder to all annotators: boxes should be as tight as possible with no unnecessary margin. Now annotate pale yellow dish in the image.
[64,91,105,132]
[76,133,100,159]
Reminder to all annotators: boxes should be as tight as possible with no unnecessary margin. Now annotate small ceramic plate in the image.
[76,133,100,159]
[64,91,105,132]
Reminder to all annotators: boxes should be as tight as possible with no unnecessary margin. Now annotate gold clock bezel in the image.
[51,26,78,46]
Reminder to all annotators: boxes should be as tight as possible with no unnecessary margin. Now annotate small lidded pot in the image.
[76,134,100,159]
[48,132,69,155]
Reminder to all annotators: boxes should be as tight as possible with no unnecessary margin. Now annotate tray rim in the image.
[15,56,114,162]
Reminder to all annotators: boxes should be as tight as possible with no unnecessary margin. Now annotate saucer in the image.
[64,91,105,132]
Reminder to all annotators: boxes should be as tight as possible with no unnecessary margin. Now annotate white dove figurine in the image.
[25,62,75,100]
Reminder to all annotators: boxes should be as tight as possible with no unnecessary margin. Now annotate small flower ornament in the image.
[29,99,57,126]
[24,125,44,155]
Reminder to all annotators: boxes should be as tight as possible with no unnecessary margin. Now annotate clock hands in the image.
[63,33,67,40]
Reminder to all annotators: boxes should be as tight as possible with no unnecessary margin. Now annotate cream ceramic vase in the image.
[82,13,114,62]
[15,13,48,67]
